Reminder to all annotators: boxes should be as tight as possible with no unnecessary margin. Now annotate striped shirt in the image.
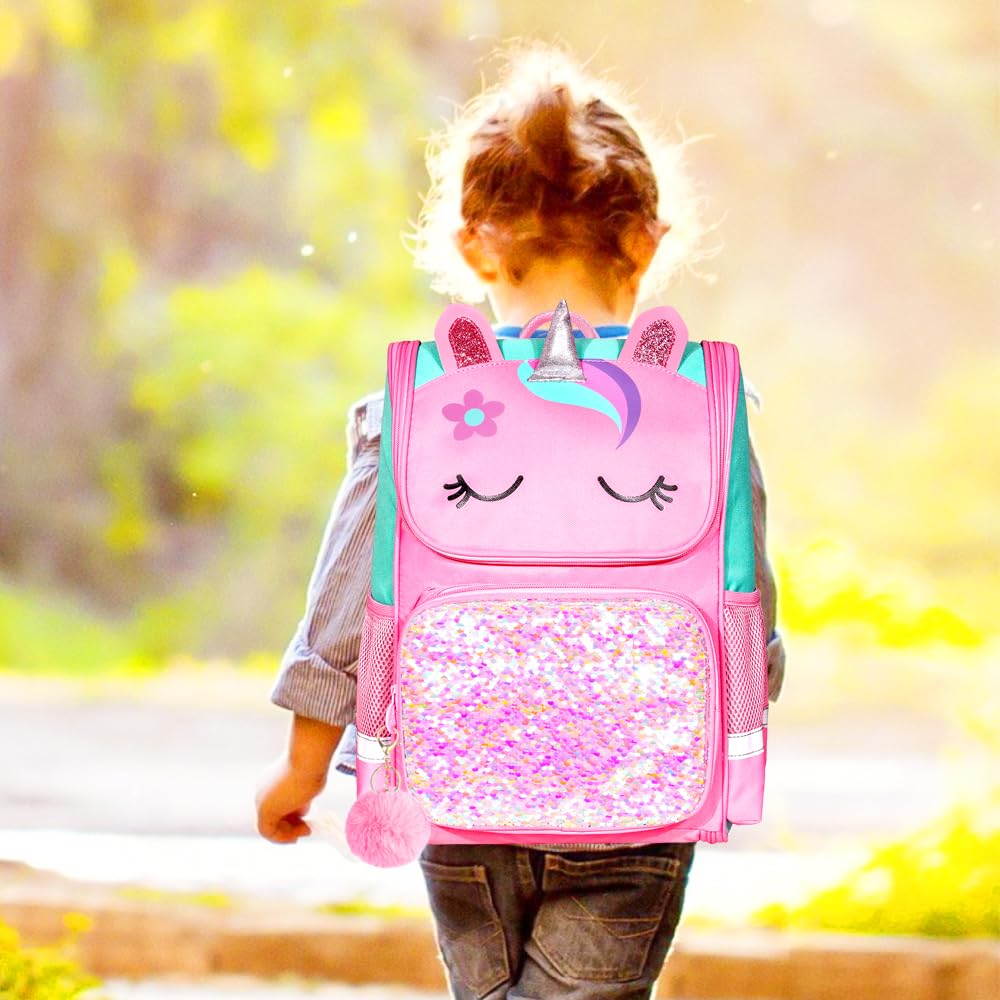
[270,328,786,851]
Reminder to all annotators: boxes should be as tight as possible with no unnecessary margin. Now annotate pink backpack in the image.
[347,299,769,864]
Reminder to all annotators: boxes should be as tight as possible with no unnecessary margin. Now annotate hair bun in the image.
[515,84,608,202]
[515,84,575,185]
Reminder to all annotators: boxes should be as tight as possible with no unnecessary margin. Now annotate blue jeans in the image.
[418,841,695,1000]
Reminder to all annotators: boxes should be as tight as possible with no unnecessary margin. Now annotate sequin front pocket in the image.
[395,586,715,834]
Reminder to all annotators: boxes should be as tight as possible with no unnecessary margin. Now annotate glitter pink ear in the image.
[619,306,689,371]
[433,304,504,373]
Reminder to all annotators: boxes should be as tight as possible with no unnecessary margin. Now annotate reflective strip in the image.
[762,707,769,726]
[727,727,764,759]
[357,731,387,763]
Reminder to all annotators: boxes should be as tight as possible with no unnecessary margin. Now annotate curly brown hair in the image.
[404,39,718,304]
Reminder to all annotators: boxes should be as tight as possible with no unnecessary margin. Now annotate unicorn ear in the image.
[619,306,689,371]
[434,304,503,374]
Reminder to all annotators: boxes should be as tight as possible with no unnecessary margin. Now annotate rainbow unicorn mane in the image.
[516,357,642,449]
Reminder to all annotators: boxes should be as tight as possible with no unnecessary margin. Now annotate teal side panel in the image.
[675,341,705,387]
[370,375,395,606]
[370,338,755,603]
[723,371,755,591]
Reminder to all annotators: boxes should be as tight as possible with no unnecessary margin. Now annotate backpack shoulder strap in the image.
[702,340,743,525]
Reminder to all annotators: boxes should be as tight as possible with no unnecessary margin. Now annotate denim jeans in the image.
[418,841,695,1000]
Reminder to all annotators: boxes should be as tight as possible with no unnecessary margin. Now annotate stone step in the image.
[102,977,448,1000]
[102,981,773,1000]
[3,865,998,1000]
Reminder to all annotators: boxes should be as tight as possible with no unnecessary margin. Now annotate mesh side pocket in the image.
[723,590,768,741]
[355,594,395,738]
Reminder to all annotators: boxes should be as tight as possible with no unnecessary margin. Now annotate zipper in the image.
[401,584,716,670]
[385,683,397,737]
[413,581,707,606]
[391,582,719,834]
[429,820,710,836]
[395,524,715,568]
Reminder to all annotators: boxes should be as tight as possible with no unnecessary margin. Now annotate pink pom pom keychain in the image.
[345,723,431,867]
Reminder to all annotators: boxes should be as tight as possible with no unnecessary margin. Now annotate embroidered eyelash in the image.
[597,475,678,510]
[443,473,525,508]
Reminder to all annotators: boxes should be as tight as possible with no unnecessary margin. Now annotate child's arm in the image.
[748,434,786,702]
[268,392,381,730]
[255,714,343,844]
[257,392,381,842]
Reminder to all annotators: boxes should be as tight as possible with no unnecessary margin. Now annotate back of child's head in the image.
[406,39,714,306]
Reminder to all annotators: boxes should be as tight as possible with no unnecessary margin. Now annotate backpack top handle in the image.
[518,304,600,339]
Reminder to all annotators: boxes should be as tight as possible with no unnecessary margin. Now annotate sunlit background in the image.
[1,1,997,997]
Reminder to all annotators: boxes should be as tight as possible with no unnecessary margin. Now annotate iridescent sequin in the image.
[633,318,677,368]
[397,594,711,831]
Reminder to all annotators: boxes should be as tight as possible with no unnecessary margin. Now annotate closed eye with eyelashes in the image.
[442,473,678,510]
[443,473,525,508]
[597,475,679,510]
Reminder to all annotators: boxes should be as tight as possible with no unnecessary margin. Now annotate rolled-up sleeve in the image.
[749,433,786,702]
[269,428,379,728]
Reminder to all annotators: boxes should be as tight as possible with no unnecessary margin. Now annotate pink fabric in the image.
[355,757,384,797]
[618,305,689,371]
[726,736,767,825]
[434,304,505,373]
[399,361,716,562]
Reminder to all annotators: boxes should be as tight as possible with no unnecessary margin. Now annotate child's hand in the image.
[255,754,327,844]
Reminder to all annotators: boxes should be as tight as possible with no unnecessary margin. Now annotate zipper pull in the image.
[384,683,397,736]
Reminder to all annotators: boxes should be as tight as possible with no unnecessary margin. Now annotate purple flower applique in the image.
[442,389,505,440]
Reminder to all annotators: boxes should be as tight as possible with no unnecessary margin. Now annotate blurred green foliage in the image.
[0,579,146,675]
[315,897,430,920]
[0,915,106,1000]
[114,886,232,908]
[753,792,1000,938]
[0,1,996,678]
[1,0,440,662]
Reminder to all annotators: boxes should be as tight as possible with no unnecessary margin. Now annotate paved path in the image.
[0,671,951,840]
[0,669,956,920]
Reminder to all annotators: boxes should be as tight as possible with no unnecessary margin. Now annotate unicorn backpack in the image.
[345,298,769,866]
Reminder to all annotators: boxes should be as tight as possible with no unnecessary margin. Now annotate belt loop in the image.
[515,848,538,898]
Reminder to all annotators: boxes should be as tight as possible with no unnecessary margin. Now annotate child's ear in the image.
[434,303,504,373]
[619,217,671,283]
[453,227,499,282]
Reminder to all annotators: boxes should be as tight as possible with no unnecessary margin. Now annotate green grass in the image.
[752,794,1000,938]
[0,579,146,676]
[0,916,107,999]
[0,577,276,677]
[314,897,430,920]
[114,886,234,909]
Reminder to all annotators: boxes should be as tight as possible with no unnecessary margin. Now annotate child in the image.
[257,40,785,1000]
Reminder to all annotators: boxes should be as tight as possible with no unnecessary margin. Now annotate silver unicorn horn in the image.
[526,298,585,382]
